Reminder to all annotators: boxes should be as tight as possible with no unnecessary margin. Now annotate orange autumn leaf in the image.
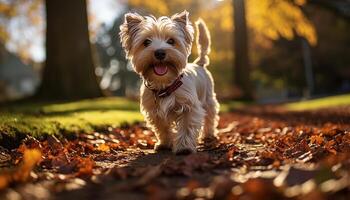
[325,140,337,155]
[76,157,95,177]
[310,135,324,145]
[97,143,110,152]
[0,148,42,190]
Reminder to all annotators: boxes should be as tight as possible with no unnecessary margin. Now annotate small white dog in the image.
[119,11,219,154]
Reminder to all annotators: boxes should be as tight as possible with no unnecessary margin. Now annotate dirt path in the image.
[0,107,349,200]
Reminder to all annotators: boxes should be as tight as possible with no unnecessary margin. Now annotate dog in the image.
[119,10,219,154]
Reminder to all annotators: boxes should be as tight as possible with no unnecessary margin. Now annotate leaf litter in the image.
[0,107,349,199]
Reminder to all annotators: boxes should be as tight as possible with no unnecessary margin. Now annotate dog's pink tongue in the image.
[154,64,168,76]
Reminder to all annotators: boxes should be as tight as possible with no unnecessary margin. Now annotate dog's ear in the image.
[171,10,194,53]
[119,12,143,57]
[171,10,189,25]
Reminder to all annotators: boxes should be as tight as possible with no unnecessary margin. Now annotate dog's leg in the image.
[202,98,219,141]
[140,90,173,151]
[150,117,173,151]
[173,104,205,154]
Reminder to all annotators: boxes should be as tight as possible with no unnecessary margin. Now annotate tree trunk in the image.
[301,38,314,98]
[309,0,350,20]
[37,0,103,100]
[233,0,253,100]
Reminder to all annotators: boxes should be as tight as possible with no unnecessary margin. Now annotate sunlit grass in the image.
[3,94,347,140]
[220,101,250,112]
[0,97,143,139]
[4,97,140,114]
[285,93,350,111]
[0,96,246,139]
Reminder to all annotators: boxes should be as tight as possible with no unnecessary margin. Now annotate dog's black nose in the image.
[154,49,166,60]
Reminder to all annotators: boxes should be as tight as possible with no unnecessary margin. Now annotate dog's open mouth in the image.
[153,63,169,76]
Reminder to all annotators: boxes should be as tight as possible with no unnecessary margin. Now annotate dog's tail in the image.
[194,19,211,67]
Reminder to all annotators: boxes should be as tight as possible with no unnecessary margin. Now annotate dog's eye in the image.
[143,39,152,47]
[167,38,175,45]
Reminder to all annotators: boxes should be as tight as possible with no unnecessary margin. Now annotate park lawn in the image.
[0,96,244,140]
[285,93,350,111]
[220,93,350,112]
[0,97,143,139]
[219,100,249,112]
[1,93,349,140]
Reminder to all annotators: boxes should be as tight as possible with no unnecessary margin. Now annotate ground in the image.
[0,95,349,200]
[0,97,142,140]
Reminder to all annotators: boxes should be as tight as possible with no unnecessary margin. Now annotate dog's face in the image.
[120,11,194,88]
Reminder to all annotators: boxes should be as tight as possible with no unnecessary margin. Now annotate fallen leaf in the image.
[97,143,110,152]
[310,135,324,145]
[0,148,42,190]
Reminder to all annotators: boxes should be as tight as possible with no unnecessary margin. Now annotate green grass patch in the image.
[0,97,143,139]
[6,93,346,141]
[220,101,250,112]
[285,93,350,111]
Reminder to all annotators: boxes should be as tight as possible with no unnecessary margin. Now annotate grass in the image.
[1,93,348,141]
[0,96,241,140]
[220,101,249,112]
[285,93,350,111]
[219,93,350,112]
[0,97,143,139]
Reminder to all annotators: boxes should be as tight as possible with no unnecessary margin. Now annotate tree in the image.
[37,0,103,100]
[231,0,318,99]
[233,0,252,100]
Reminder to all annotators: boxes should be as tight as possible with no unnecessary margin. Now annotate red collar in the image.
[145,74,184,98]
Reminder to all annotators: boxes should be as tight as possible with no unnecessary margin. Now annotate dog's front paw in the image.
[201,135,218,143]
[154,143,172,152]
[201,135,219,149]
[173,146,196,155]
[174,148,194,155]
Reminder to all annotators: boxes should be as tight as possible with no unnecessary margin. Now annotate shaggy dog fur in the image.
[119,11,219,154]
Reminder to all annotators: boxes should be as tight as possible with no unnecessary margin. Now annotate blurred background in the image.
[0,0,350,103]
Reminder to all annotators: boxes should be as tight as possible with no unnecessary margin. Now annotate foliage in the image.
[247,0,317,46]
[127,0,317,97]
[2,0,349,99]
[128,0,317,44]
[0,0,43,61]
[253,5,350,96]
